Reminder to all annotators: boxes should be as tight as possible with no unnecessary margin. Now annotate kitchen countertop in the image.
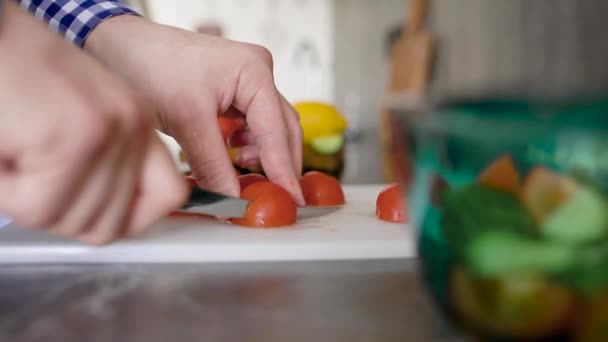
[0,259,466,342]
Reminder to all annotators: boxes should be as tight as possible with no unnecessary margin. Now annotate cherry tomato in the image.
[230,181,297,228]
[376,183,407,223]
[300,171,345,206]
[218,117,245,143]
[185,175,197,186]
[238,174,267,192]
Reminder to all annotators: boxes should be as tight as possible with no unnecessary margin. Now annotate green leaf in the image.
[441,184,536,256]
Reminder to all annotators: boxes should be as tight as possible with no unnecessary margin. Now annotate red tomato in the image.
[218,117,245,143]
[238,174,267,192]
[299,171,345,206]
[184,175,197,186]
[376,183,407,223]
[231,181,297,228]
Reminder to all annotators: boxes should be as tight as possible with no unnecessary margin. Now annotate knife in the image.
[178,185,341,219]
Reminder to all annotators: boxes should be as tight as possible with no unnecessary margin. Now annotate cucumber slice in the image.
[466,230,576,277]
[542,186,608,245]
[310,134,345,155]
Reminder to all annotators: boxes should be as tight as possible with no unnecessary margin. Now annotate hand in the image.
[84,16,305,205]
[0,3,187,245]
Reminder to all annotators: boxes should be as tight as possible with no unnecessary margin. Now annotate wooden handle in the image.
[403,0,428,35]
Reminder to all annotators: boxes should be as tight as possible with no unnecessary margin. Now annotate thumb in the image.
[127,133,188,235]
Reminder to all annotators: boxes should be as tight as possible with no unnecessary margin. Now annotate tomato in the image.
[218,117,245,143]
[376,183,407,223]
[238,174,267,192]
[230,181,297,228]
[299,171,345,206]
[478,154,521,196]
[184,175,197,186]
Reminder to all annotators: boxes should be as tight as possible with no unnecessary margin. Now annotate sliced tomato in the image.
[218,117,245,143]
[238,174,267,192]
[376,183,408,223]
[299,171,345,206]
[479,154,521,196]
[184,175,197,186]
[231,181,297,228]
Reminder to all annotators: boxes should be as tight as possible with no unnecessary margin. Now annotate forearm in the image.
[13,0,139,47]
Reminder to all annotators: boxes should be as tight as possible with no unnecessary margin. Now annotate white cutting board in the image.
[0,185,415,263]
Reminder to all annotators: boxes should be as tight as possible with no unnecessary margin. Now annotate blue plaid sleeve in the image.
[15,0,140,47]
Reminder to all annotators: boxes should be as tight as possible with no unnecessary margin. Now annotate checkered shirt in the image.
[15,0,139,47]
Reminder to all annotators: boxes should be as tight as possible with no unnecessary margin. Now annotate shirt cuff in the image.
[19,0,141,47]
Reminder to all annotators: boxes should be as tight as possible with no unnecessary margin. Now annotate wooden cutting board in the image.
[0,185,415,264]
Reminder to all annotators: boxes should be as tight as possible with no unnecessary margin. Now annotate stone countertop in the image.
[0,259,466,342]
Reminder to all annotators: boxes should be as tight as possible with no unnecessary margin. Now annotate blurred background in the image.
[125,0,607,187]
[124,0,410,185]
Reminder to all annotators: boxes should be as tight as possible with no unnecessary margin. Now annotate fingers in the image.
[235,145,260,169]
[172,96,241,197]
[233,72,304,205]
[280,94,303,177]
[48,128,128,240]
[0,109,118,229]
[124,133,188,236]
[76,133,142,245]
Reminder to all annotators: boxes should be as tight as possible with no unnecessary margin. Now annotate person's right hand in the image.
[0,3,187,245]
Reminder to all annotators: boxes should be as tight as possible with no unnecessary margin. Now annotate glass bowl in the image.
[393,98,608,341]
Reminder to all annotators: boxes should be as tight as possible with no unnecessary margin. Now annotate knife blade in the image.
[179,186,341,219]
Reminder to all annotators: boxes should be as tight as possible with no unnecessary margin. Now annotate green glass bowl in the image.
[394,98,608,341]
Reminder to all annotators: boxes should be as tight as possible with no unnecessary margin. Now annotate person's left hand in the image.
[85,15,304,205]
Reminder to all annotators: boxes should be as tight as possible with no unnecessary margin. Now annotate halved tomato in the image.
[376,183,407,223]
[231,181,297,228]
[300,171,345,206]
[238,174,267,192]
[218,117,245,143]
[184,175,197,186]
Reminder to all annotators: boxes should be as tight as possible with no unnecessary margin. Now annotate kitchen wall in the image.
[143,0,336,104]
[333,0,406,131]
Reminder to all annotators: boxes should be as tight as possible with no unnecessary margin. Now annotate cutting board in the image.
[0,185,415,264]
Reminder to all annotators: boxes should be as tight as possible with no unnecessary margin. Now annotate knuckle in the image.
[77,111,117,155]
[114,97,149,136]
[190,158,233,191]
[246,44,274,69]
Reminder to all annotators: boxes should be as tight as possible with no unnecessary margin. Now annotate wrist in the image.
[84,14,148,55]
